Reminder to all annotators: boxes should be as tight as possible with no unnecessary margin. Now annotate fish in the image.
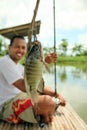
[24,40,44,103]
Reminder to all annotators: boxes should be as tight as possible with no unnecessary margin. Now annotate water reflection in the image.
[43,64,87,123]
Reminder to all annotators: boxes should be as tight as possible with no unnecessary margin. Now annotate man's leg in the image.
[0,92,37,124]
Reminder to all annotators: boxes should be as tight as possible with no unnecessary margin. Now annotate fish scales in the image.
[24,41,43,103]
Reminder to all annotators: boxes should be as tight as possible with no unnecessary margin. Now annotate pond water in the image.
[43,65,87,124]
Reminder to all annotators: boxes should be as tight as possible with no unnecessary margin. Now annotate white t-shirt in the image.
[0,55,24,111]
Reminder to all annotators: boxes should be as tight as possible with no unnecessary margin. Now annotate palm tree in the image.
[59,39,68,56]
[72,44,83,56]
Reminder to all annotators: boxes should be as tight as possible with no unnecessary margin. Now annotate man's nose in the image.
[18,48,24,53]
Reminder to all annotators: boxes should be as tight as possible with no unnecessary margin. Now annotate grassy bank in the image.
[58,56,87,63]
[20,55,87,65]
[1,55,87,65]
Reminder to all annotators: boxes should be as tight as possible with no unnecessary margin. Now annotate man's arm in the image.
[13,79,26,92]
[43,87,66,106]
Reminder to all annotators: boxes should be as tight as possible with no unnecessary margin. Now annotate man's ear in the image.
[8,45,10,50]
[8,45,12,51]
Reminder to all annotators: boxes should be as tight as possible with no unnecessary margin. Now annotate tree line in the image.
[0,37,87,56]
[43,38,87,56]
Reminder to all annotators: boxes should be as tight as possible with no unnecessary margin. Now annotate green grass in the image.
[1,55,87,65]
[58,56,87,63]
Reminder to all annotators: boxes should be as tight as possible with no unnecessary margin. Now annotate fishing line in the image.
[53,0,57,96]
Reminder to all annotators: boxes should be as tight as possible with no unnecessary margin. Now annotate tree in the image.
[82,50,87,56]
[43,47,54,55]
[0,36,8,56]
[59,39,68,56]
[72,44,83,56]
[0,37,3,55]
[43,47,50,55]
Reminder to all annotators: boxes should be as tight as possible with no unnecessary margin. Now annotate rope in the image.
[53,0,57,96]
[27,0,40,49]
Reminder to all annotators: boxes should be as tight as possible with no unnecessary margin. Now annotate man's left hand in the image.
[45,52,58,64]
[57,93,66,106]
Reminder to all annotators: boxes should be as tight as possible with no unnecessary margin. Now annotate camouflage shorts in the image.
[0,92,37,124]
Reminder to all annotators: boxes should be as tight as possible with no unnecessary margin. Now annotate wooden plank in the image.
[0,21,41,39]
[0,103,87,130]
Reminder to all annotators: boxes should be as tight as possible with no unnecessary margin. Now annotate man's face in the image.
[9,38,27,63]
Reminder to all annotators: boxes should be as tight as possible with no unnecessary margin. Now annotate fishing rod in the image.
[53,0,57,96]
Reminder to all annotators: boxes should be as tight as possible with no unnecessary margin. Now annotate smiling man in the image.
[0,35,66,124]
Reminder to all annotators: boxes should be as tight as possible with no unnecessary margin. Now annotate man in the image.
[0,35,66,124]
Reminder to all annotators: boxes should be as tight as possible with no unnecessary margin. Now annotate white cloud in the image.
[56,10,87,30]
[0,0,87,28]
[0,0,87,29]
[78,33,87,49]
[0,0,87,47]
[55,0,87,30]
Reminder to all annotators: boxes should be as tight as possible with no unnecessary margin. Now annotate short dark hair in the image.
[10,35,25,46]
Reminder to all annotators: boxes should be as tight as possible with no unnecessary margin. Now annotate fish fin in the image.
[43,62,50,73]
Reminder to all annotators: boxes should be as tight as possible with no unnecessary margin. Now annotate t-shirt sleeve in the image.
[1,63,23,85]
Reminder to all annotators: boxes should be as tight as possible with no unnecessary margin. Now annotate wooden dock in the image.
[0,103,87,130]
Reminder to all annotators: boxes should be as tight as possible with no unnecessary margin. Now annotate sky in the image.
[0,0,87,51]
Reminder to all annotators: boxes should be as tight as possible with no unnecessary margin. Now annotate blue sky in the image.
[0,0,87,51]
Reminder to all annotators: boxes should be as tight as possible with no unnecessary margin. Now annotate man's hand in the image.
[57,93,66,106]
[43,87,66,106]
[45,52,58,64]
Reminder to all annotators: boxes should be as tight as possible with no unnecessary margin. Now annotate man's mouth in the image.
[16,53,22,57]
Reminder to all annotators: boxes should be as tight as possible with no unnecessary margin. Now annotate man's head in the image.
[9,35,27,63]
[34,95,56,124]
